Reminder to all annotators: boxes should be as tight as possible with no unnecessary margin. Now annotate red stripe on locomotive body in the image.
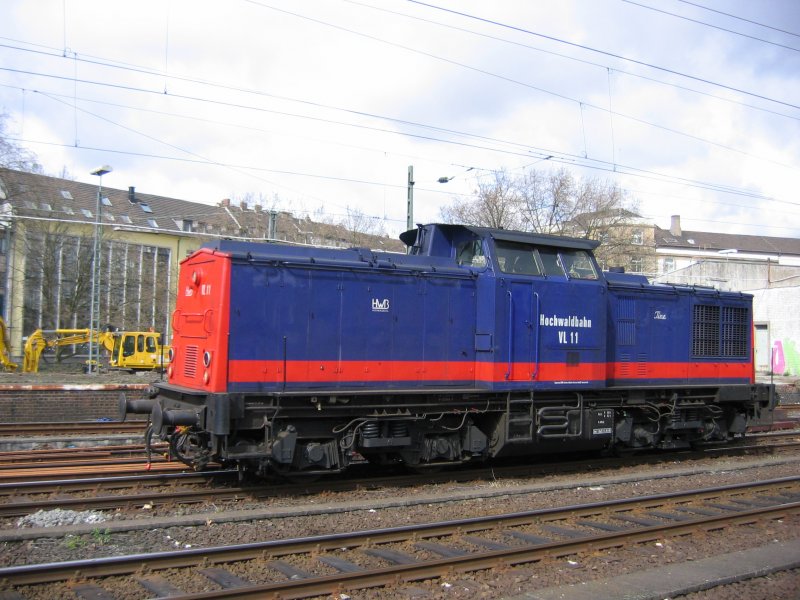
[227,359,752,387]
[607,361,753,381]
[228,360,477,383]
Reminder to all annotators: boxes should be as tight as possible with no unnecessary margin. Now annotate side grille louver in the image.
[692,305,748,359]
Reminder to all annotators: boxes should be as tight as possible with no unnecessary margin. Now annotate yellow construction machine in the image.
[22,328,170,373]
[0,317,18,372]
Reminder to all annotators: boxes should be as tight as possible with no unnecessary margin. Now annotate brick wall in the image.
[0,384,150,422]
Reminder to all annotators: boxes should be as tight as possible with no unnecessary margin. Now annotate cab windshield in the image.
[494,241,598,280]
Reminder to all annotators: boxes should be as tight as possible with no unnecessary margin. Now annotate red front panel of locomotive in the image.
[167,248,231,393]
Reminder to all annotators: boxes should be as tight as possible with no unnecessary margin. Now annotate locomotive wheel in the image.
[281,472,322,484]
[405,463,445,475]
[363,453,402,467]
[270,464,322,484]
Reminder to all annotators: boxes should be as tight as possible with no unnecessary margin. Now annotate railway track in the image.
[0,421,147,436]
[2,432,799,523]
[1,477,797,599]
[0,458,192,483]
[0,443,165,465]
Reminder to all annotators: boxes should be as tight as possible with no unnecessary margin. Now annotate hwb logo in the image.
[372,298,390,312]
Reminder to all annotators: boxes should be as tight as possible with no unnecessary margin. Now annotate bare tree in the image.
[339,206,387,247]
[311,205,388,248]
[564,178,644,269]
[515,168,577,234]
[439,166,650,271]
[440,169,522,230]
[441,167,635,238]
[0,113,41,173]
[14,219,95,363]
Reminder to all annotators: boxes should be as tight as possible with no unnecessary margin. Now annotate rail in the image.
[1,477,797,597]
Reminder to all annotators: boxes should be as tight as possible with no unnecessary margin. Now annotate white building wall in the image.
[750,286,800,376]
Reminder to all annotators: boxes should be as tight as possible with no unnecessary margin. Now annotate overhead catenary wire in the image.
[2,20,798,172]
[342,1,800,123]
[27,89,800,208]
[0,3,797,237]
[404,0,800,110]
[10,130,800,233]
[7,74,800,235]
[621,0,800,53]
[2,67,798,209]
[673,0,800,38]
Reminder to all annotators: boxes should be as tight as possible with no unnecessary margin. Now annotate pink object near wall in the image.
[772,340,785,374]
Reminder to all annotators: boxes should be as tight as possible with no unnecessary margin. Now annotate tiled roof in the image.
[0,168,404,251]
[654,227,800,256]
[0,168,218,234]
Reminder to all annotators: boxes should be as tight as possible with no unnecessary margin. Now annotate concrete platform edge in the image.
[508,538,800,600]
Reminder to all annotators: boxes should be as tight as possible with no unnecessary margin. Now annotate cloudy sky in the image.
[1,0,798,239]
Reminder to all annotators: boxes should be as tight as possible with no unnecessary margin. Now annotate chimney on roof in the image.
[220,198,230,208]
[670,215,682,237]
[128,186,137,204]
[240,201,248,210]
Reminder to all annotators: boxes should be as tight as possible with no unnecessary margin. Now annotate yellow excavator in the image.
[0,317,18,372]
[22,327,170,373]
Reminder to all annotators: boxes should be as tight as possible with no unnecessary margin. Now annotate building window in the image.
[60,190,73,200]
[630,257,643,273]
[102,196,112,207]
[663,257,675,273]
[174,219,195,232]
[120,215,132,224]
[632,230,643,245]
[63,206,74,215]
[147,218,159,228]
[81,208,93,218]
[140,203,153,214]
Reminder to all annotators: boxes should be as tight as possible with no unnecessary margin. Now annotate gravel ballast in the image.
[1,451,799,599]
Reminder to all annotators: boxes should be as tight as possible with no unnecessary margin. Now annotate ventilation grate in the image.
[692,305,748,359]
[184,345,199,379]
[721,306,749,358]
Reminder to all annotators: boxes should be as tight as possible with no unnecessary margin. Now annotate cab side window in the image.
[122,336,135,357]
[456,239,487,268]
[495,241,541,275]
[561,250,598,280]
[537,248,565,277]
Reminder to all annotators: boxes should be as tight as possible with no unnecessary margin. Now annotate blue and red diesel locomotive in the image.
[124,223,775,475]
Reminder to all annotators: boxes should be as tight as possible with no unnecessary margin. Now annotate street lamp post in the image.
[406,165,414,232]
[88,165,112,374]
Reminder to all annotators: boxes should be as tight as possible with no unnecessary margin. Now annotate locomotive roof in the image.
[469,226,600,250]
[400,224,600,251]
